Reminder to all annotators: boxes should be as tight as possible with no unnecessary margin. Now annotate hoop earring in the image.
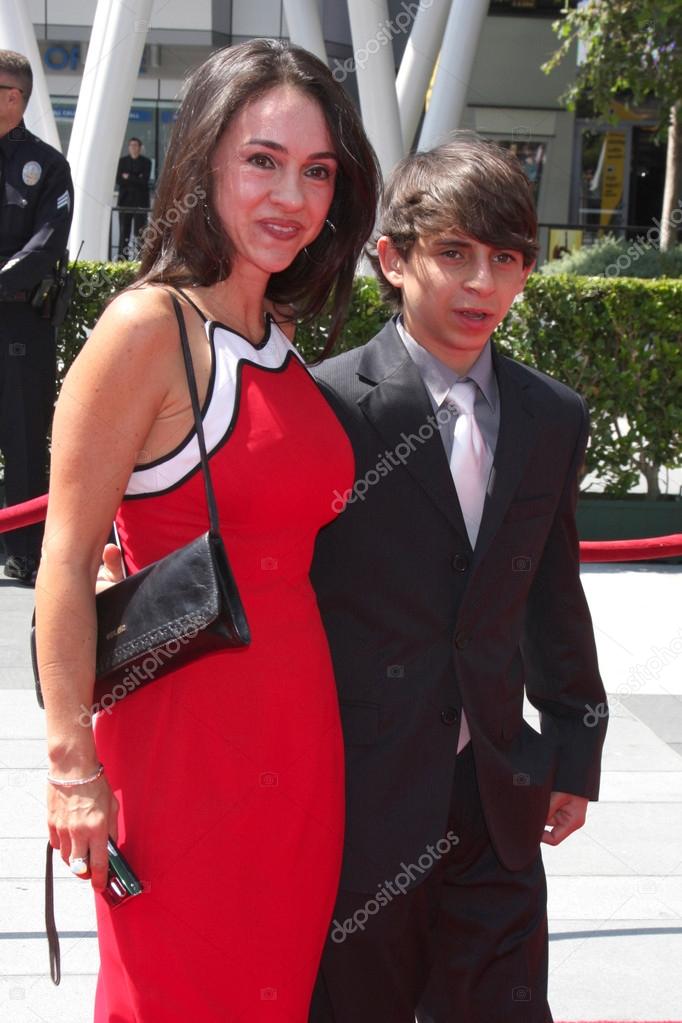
[302,245,323,266]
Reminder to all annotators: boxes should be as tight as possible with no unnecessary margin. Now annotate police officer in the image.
[0,50,74,584]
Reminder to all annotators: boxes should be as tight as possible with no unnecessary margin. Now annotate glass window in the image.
[576,127,628,229]
[52,99,77,153]
[496,139,547,204]
[158,104,180,181]
[117,101,180,195]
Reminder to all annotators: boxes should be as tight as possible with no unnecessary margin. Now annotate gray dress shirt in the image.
[396,316,500,460]
[395,316,502,753]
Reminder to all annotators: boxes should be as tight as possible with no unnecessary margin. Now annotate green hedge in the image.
[501,275,682,496]
[54,265,682,497]
[541,235,682,279]
[58,261,139,388]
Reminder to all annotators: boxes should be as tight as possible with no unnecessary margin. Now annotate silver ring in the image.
[70,856,89,876]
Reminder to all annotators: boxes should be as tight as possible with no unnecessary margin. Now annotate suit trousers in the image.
[0,302,56,561]
[309,743,552,1023]
[118,209,148,259]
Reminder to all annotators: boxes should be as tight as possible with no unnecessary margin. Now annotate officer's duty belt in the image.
[0,291,32,303]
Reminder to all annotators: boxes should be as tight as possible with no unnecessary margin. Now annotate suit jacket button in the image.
[441,706,459,726]
[454,631,470,649]
[452,554,469,572]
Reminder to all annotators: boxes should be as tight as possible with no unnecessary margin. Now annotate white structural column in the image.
[282,0,327,63]
[418,0,488,150]
[346,0,403,176]
[396,0,451,152]
[68,0,153,260]
[0,0,60,149]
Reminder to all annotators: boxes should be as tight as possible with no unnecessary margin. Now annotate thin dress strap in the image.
[174,287,209,325]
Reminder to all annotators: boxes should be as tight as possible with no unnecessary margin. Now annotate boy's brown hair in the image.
[368,133,539,308]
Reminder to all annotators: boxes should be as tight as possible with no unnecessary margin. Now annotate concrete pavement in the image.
[1,559,681,1022]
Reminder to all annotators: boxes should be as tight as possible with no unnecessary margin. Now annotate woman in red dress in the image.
[36,40,379,1021]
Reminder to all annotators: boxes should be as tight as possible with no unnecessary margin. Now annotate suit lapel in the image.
[355,327,539,555]
[473,348,537,563]
[357,322,470,541]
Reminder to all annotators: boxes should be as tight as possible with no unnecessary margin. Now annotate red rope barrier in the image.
[580,534,682,562]
[0,494,48,532]
[1,494,680,562]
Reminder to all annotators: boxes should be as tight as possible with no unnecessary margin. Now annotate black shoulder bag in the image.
[33,293,251,713]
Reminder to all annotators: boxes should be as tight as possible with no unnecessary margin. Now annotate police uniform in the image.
[0,119,74,579]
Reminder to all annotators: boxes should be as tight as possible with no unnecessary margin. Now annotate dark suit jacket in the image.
[310,320,607,893]
[116,154,151,208]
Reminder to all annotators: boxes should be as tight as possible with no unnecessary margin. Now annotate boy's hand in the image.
[541,791,588,846]
[95,543,125,594]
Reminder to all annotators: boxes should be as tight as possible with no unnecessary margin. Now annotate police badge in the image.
[22,160,42,186]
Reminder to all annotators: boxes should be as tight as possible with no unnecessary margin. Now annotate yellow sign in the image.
[548,229,584,262]
[600,132,626,227]
[609,99,649,122]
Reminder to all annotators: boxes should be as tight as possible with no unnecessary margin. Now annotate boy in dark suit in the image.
[309,136,607,1022]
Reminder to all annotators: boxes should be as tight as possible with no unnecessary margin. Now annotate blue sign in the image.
[44,44,80,71]
[129,109,153,123]
[161,110,178,123]
[52,105,76,120]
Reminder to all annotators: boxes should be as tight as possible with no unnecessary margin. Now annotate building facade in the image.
[28,0,667,261]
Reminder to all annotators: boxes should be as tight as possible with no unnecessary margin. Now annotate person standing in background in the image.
[115,137,151,259]
[0,49,73,585]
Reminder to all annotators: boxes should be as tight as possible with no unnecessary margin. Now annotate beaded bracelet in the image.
[46,763,105,787]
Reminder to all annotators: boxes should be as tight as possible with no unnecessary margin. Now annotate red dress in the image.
[92,303,353,1022]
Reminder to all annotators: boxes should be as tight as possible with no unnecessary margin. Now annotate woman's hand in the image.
[47,772,119,890]
[95,544,126,594]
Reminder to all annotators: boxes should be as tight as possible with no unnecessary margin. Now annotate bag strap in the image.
[45,842,61,985]
[175,286,209,324]
[169,293,221,539]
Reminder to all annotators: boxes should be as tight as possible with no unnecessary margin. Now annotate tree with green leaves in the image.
[544,0,682,249]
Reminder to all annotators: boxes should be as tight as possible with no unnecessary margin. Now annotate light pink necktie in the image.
[447,380,493,548]
[447,380,492,755]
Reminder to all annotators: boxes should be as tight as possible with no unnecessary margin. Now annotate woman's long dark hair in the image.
[135,39,380,354]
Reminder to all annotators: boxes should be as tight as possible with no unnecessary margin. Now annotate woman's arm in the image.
[36,286,179,888]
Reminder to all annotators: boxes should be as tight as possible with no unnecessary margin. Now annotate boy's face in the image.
[378,229,534,373]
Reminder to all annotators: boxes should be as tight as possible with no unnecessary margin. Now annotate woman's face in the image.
[211,85,338,281]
